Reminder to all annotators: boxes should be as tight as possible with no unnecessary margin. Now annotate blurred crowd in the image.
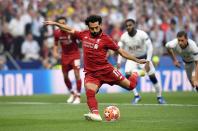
[0,0,198,70]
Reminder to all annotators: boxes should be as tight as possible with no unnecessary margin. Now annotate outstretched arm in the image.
[117,48,147,64]
[43,21,76,34]
[167,48,181,68]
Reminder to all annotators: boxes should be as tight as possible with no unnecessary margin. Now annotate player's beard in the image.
[128,28,137,37]
[91,29,102,37]
[179,42,188,49]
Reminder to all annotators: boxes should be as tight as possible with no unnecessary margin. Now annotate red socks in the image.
[129,72,138,90]
[65,78,82,95]
[64,78,72,91]
[86,89,98,114]
[76,79,82,93]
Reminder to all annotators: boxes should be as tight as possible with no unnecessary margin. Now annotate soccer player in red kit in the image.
[44,15,147,121]
[53,17,82,104]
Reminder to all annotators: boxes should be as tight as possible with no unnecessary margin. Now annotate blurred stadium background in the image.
[0,0,198,131]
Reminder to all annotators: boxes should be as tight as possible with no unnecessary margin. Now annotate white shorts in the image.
[125,60,156,76]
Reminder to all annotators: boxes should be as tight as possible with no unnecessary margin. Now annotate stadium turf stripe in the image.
[0,102,198,107]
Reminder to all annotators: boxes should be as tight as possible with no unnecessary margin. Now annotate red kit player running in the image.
[53,17,81,104]
[44,15,147,121]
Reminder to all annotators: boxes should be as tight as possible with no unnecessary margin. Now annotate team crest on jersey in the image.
[94,44,98,49]
[96,39,101,44]
[93,39,100,49]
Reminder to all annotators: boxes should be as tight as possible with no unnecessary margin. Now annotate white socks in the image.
[153,82,162,97]
[132,82,162,97]
[133,88,139,96]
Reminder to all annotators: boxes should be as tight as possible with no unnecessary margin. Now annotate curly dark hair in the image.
[56,16,67,22]
[85,15,102,26]
[125,19,136,25]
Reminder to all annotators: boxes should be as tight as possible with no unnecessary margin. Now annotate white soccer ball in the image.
[103,106,120,121]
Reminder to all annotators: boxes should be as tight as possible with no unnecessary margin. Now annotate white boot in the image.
[72,96,80,104]
[84,113,102,121]
[67,94,75,103]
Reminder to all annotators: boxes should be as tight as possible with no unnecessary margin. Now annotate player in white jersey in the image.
[117,19,166,104]
[166,31,198,91]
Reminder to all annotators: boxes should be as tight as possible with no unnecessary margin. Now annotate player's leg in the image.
[63,72,76,103]
[85,83,99,114]
[144,61,166,104]
[194,62,198,90]
[72,59,82,104]
[125,60,141,104]
[148,74,166,104]
[191,75,198,92]
[185,63,197,92]
[62,64,75,103]
[117,72,139,105]
[118,72,139,91]
[84,74,102,121]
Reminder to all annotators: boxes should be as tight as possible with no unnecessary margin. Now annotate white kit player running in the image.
[117,19,166,104]
[166,31,198,92]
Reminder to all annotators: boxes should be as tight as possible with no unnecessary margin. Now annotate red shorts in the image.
[61,57,80,73]
[84,67,125,87]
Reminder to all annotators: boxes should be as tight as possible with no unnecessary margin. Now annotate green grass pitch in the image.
[0,92,197,131]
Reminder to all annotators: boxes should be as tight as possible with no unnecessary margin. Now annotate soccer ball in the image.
[103,106,120,121]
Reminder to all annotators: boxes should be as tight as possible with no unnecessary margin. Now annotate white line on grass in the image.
[100,103,198,107]
[0,102,198,107]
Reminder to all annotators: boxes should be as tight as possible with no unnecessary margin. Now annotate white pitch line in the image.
[0,102,198,107]
[99,103,198,107]
[0,102,52,105]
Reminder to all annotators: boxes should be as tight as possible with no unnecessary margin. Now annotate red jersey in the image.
[54,29,80,58]
[74,30,119,73]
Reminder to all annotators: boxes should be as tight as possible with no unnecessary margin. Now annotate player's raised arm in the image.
[43,21,76,34]
[117,48,147,64]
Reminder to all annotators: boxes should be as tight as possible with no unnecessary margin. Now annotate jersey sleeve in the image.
[74,31,84,40]
[190,40,198,61]
[117,34,125,64]
[142,31,153,61]
[105,36,119,51]
[142,31,150,42]
[118,34,125,48]
[165,39,178,49]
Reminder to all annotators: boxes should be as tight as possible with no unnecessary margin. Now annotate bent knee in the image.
[85,83,99,92]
